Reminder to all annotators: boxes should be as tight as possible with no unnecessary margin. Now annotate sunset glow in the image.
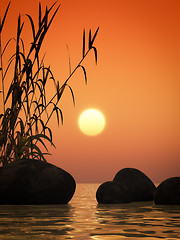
[78,109,105,136]
[0,0,180,183]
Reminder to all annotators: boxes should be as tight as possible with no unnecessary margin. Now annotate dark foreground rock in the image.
[154,177,180,205]
[0,159,76,205]
[96,181,132,204]
[113,168,156,202]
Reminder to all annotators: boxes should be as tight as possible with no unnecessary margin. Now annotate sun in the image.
[78,109,106,136]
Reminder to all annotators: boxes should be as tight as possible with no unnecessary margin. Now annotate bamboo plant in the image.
[0,2,99,166]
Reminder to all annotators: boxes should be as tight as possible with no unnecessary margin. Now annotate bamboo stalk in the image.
[0,24,5,114]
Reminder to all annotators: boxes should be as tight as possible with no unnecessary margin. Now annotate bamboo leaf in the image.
[30,150,48,162]
[89,29,92,49]
[56,84,65,101]
[26,14,36,40]
[10,106,20,130]
[14,15,23,78]
[42,66,55,86]
[16,118,25,135]
[33,134,49,152]
[44,126,53,142]
[90,27,99,47]
[3,51,25,85]
[35,32,46,58]
[34,81,43,97]
[82,29,85,58]
[27,3,60,60]
[66,84,75,106]
[4,84,14,104]
[24,87,30,115]
[2,38,15,56]
[15,131,22,145]
[28,23,44,57]
[66,45,71,75]
[53,106,59,126]
[19,22,24,36]
[52,105,63,125]
[44,7,48,30]
[46,5,60,31]
[91,46,98,64]
[39,2,42,28]
[28,143,46,161]
[78,65,87,84]
[47,1,58,14]
[38,1,58,26]
[58,108,63,125]
[19,38,25,55]
[32,100,41,115]
[33,114,38,134]
[27,133,55,148]
[38,119,45,135]
[0,2,11,33]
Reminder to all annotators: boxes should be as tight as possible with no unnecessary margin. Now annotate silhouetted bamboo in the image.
[0,2,99,165]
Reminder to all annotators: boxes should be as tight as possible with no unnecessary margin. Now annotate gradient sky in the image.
[1,0,180,183]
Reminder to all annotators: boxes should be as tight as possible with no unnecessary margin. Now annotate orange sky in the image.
[1,0,180,183]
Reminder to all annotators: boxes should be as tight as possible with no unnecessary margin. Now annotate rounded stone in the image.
[154,177,180,205]
[0,159,76,204]
[96,181,132,204]
[113,168,156,201]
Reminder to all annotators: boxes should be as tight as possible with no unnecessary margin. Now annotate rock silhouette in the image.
[0,159,76,204]
[154,177,180,205]
[113,168,156,202]
[96,181,132,204]
[96,168,156,204]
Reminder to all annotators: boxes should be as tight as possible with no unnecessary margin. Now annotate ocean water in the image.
[0,183,179,240]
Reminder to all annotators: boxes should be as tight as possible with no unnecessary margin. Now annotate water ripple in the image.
[0,184,179,239]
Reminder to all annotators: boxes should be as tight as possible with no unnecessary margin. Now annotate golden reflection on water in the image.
[0,184,179,240]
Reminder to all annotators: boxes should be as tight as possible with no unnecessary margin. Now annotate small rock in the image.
[0,159,76,204]
[96,181,132,204]
[154,177,180,205]
[113,168,156,201]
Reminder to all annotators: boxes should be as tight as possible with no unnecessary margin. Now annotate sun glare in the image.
[78,109,106,136]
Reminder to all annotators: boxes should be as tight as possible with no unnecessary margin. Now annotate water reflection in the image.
[0,184,179,239]
[0,205,74,239]
[94,202,180,239]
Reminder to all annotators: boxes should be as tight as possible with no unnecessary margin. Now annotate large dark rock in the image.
[154,177,180,205]
[0,159,76,204]
[113,168,156,202]
[96,181,132,204]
